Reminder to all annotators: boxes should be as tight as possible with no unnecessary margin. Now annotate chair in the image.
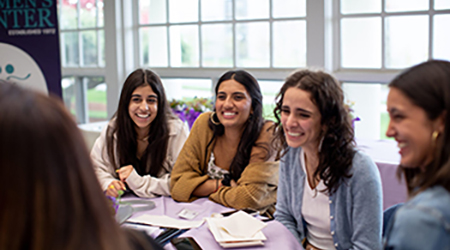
[382,203,403,236]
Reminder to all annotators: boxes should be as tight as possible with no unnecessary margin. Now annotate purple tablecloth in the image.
[126,196,303,250]
[356,139,408,210]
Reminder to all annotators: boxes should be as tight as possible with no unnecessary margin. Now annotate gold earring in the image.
[210,112,221,125]
[432,131,440,143]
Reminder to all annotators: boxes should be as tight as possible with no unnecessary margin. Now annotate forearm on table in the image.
[193,179,219,197]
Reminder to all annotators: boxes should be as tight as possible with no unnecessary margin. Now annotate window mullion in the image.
[166,0,171,67]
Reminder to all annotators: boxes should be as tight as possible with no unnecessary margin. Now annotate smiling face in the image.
[128,84,158,135]
[386,87,442,168]
[280,87,323,152]
[215,79,252,130]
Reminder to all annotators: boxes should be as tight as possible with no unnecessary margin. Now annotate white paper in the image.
[127,214,204,229]
[220,211,267,238]
[206,214,267,244]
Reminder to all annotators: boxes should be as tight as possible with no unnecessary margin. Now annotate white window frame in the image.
[333,0,450,84]
[65,0,450,125]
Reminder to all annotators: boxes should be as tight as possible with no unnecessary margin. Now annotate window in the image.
[58,0,107,124]
[138,0,307,69]
[66,0,450,142]
[339,0,450,70]
[338,0,450,139]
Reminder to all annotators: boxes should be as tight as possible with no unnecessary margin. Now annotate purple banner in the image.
[0,0,62,97]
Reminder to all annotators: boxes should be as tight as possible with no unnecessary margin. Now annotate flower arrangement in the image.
[170,97,214,128]
[344,100,360,128]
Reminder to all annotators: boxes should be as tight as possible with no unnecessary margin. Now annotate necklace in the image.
[137,136,149,142]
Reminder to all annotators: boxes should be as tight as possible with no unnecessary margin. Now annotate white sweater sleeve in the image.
[124,119,190,198]
[90,124,118,192]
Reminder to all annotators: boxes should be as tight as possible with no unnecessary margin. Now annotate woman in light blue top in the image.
[383,60,450,249]
[273,69,383,250]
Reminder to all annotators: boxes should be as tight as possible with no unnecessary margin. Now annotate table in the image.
[124,196,303,250]
[356,139,408,210]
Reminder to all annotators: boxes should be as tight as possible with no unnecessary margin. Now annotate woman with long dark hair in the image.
[170,70,278,213]
[383,60,450,249]
[273,69,383,250]
[91,69,189,198]
[0,81,162,250]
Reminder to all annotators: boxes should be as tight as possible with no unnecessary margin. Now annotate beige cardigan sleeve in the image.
[171,113,279,211]
[170,112,213,202]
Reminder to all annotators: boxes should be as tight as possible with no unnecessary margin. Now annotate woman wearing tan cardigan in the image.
[170,70,279,213]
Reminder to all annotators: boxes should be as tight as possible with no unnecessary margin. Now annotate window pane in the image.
[236,22,270,67]
[140,0,166,24]
[80,0,96,28]
[259,80,283,120]
[385,15,428,69]
[342,83,389,140]
[273,20,306,68]
[87,77,107,122]
[201,0,232,21]
[341,17,381,68]
[272,0,306,18]
[98,0,104,27]
[60,0,78,29]
[170,25,199,67]
[169,0,198,23]
[385,0,428,12]
[62,32,79,66]
[98,30,105,66]
[140,27,169,67]
[433,14,450,61]
[341,0,381,14]
[62,76,76,119]
[162,78,212,100]
[81,30,97,66]
[235,0,269,20]
[201,24,233,67]
[435,0,450,10]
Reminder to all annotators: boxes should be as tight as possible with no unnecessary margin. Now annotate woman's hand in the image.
[116,165,134,182]
[105,180,126,197]
[230,179,237,187]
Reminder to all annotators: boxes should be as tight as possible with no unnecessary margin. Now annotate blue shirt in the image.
[275,147,383,250]
[383,185,450,250]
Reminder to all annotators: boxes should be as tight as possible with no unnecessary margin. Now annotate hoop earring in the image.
[210,111,221,125]
[318,136,325,153]
[432,131,440,143]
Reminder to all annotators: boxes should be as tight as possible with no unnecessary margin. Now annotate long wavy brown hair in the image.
[272,69,356,194]
[107,69,174,176]
[389,60,450,195]
[0,81,153,250]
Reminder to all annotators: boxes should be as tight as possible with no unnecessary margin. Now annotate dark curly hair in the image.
[272,69,356,194]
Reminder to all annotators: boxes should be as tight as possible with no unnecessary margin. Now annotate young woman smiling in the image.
[170,70,278,213]
[91,69,189,198]
[383,60,450,249]
[273,69,383,250]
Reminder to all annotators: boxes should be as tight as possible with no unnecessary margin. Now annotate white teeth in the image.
[287,132,301,137]
[224,112,235,116]
[137,113,149,118]
[398,142,407,148]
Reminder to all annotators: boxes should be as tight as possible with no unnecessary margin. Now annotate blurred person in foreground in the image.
[0,81,162,250]
[383,60,450,249]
